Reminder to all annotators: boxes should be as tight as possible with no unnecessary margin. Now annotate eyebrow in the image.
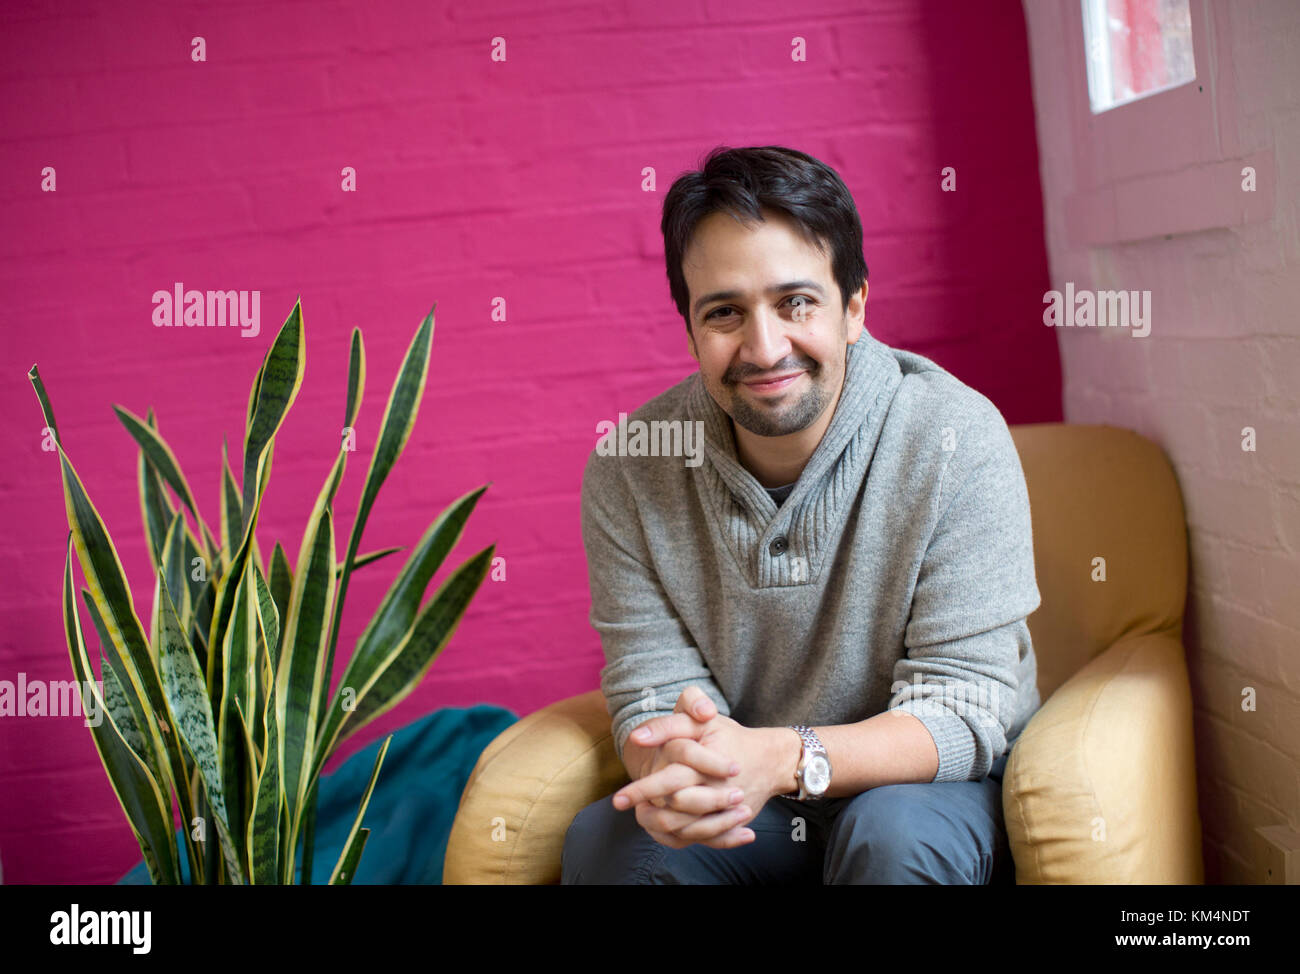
[691,279,827,318]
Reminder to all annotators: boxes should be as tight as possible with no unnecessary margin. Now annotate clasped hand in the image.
[611,686,773,850]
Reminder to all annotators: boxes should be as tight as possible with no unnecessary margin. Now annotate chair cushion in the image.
[1010,424,1189,700]
[443,691,628,884]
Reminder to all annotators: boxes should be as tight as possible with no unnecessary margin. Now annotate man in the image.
[561,145,1042,884]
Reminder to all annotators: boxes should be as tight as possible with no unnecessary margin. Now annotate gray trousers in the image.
[561,739,1017,885]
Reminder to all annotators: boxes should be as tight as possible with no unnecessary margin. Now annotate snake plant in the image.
[28,298,494,884]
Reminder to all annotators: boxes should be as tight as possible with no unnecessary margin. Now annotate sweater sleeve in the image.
[887,393,1042,783]
[580,449,732,764]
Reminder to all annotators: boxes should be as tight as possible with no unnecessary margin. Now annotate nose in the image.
[737,304,793,373]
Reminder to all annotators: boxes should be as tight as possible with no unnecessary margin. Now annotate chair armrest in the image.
[442,690,628,884]
[1003,629,1204,883]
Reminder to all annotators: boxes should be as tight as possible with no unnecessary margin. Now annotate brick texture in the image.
[0,0,1057,882]
[1024,0,1300,884]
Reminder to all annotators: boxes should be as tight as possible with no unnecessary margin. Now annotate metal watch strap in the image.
[784,724,827,800]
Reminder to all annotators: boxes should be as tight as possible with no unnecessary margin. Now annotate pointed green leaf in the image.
[220,438,242,571]
[189,564,214,677]
[248,678,281,885]
[335,545,404,578]
[317,486,486,756]
[328,734,389,885]
[30,369,204,857]
[268,542,292,668]
[55,443,160,709]
[250,563,279,752]
[206,437,275,698]
[245,360,264,447]
[28,363,60,444]
[232,693,260,800]
[218,561,256,854]
[316,444,349,514]
[242,300,304,528]
[321,308,435,709]
[330,828,369,886]
[64,540,180,885]
[252,562,280,668]
[201,521,222,566]
[138,448,174,573]
[254,441,274,540]
[79,586,113,656]
[160,510,192,632]
[317,545,493,769]
[80,585,193,861]
[113,404,211,548]
[100,652,147,762]
[156,568,246,884]
[276,506,336,841]
[355,307,434,527]
[345,326,366,429]
[44,436,185,809]
[106,638,202,884]
[194,782,220,884]
[302,310,433,885]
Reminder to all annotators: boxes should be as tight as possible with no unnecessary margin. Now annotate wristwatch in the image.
[783,724,831,801]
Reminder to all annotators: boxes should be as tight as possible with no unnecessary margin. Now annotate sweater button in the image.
[769,536,788,556]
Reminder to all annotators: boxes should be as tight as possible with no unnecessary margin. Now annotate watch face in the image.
[805,754,831,793]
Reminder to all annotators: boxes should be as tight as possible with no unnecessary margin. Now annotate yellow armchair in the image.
[443,423,1205,884]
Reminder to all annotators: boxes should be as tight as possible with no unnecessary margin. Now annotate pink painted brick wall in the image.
[0,0,1057,883]
[1023,0,1300,883]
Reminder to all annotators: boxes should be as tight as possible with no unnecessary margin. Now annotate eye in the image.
[786,295,816,316]
[703,295,815,322]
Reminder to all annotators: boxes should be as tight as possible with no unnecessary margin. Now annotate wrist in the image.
[764,726,803,799]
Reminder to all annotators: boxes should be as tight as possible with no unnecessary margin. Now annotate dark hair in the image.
[660,145,868,333]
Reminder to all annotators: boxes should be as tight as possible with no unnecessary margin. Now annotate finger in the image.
[614,762,704,808]
[673,805,757,844]
[674,686,718,723]
[641,782,745,817]
[642,800,752,837]
[650,827,759,853]
[636,796,746,834]
[645,823,756,851]
[659,737,740,780]
[644,826,687,850]
[627,712,712,749]
[698,824,758,849]
[637,802,755,845]
[612,762,707,809]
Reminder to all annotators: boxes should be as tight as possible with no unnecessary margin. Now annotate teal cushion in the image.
[117,704,517,884]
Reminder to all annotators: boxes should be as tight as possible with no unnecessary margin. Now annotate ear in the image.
[845,281,867,345]
[687,325,700,363]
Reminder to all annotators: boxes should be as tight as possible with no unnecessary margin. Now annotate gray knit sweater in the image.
[580,329,1042,783]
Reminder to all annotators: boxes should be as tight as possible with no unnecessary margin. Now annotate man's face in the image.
[682,208,865,438]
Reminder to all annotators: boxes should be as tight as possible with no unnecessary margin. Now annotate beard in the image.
[719,355,835,437]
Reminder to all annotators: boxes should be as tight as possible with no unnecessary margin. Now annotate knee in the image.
[825,785,982,885]
[567,795,615,836]
[561,798,618,884]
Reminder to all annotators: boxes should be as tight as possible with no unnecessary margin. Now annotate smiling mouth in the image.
[741,371,804,395]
